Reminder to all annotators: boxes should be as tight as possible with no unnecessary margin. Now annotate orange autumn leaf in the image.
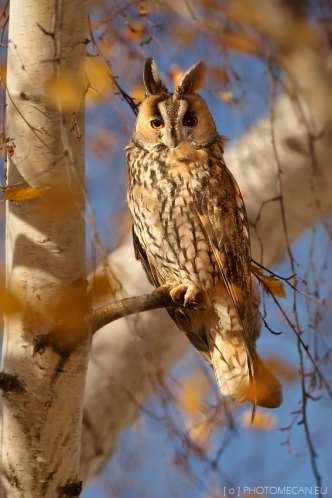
[218,90,235,104]
[88,271,117,303]
[221,31,261,54]
[178,371,209,414]
[45,72,82,110]
[179,380,204,414]
[242,410,277,430]
[138,1,149,17]
[251,265,286,298]
[131,85,146,103]
[262,275,286,298]
[171,26,197,47]
[2,185,49,201]
[84,57,113,103]
[0,63,6,85]
[127,21,147,39]
[0,284,22,316]
[209,66,230,85]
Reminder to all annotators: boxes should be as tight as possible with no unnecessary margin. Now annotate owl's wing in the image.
[132,226,161,288]
[194,159,259,371]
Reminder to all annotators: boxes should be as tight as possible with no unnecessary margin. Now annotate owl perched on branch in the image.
[126,59,282,408]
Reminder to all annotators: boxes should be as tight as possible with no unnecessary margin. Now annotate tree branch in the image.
[91,285,174,334]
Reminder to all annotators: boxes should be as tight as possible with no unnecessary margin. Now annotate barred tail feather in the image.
[208,304,282,408]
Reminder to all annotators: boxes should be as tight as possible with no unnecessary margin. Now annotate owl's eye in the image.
[151,118,164,129]
[183,114,198,127]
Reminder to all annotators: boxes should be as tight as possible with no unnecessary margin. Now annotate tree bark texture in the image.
[1,1,89,497]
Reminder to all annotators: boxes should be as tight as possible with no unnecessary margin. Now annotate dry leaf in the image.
[221,31,260,54]
[131,85,146,103]
[178,371,209,414]
[242,410,277,430]
[262,275,286,297]
[218,91,235,104]
[209,66,230,85]
[84,57,113,103]
[179,381,204,414]
[127,21,146,39]
[88,271,116,303]
[171,25,196,46]
[251,266,287,298]
[138,1,149,16]
[0,63,6,84]
[0,283,22,316]
[2,185,49,201]
[45,72,82,110]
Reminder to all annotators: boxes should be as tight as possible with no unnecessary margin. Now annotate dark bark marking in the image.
[0,371,24,393]
[58,480,83,497]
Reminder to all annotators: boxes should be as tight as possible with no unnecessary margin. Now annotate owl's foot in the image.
[170,283,205,310]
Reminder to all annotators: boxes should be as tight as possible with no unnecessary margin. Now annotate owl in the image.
[126,59,282,408]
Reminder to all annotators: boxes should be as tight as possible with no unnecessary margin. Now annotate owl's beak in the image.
[163,127,181,149]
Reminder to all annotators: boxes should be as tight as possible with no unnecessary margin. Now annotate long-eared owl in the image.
[126,59,282,408]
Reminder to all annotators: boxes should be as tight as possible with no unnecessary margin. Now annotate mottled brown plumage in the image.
[126,59,282,408]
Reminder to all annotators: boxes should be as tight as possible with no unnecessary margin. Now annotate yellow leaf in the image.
[262,275,286,297]
[0,287,22,316]
[84,57,113,103]
[45,72,82,110]
[3,185,49,201]
[221,31,260,54]
[0,63,6,84]
[209,66,230,85]
[218,91,234,104]
[171,25,196,47]
[88,271,117,303]
[138,1,149,16]
[180,382,203,413]
[242,410,277,430]
[251,265,287,298]
[0,273,23,316]
[131,85,146,103]
[178,371,209,414]
[127,21,147,39]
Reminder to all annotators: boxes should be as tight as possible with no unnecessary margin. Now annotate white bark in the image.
[81,90,332,481]
[1,1,89,497]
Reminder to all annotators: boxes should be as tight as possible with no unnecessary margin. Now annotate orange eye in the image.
[183,114,198,127]
[151,118,164,129]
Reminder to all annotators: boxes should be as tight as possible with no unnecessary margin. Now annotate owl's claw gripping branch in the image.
[91,284,178,334]
[169,283,205,310]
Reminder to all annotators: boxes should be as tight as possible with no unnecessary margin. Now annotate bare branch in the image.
[91,285,174,333]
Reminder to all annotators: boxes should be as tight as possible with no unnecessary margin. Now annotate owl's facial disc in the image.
[133,94,218,151]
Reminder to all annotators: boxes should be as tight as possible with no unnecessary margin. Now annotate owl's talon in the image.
[170,283,205,310]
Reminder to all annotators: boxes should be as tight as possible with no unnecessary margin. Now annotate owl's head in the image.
[132,59,218,151]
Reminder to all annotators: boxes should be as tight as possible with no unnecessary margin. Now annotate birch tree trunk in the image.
[1,1,89,497]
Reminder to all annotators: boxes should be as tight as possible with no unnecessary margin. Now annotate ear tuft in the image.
[143,58,168,95]
[175,61,206,96]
